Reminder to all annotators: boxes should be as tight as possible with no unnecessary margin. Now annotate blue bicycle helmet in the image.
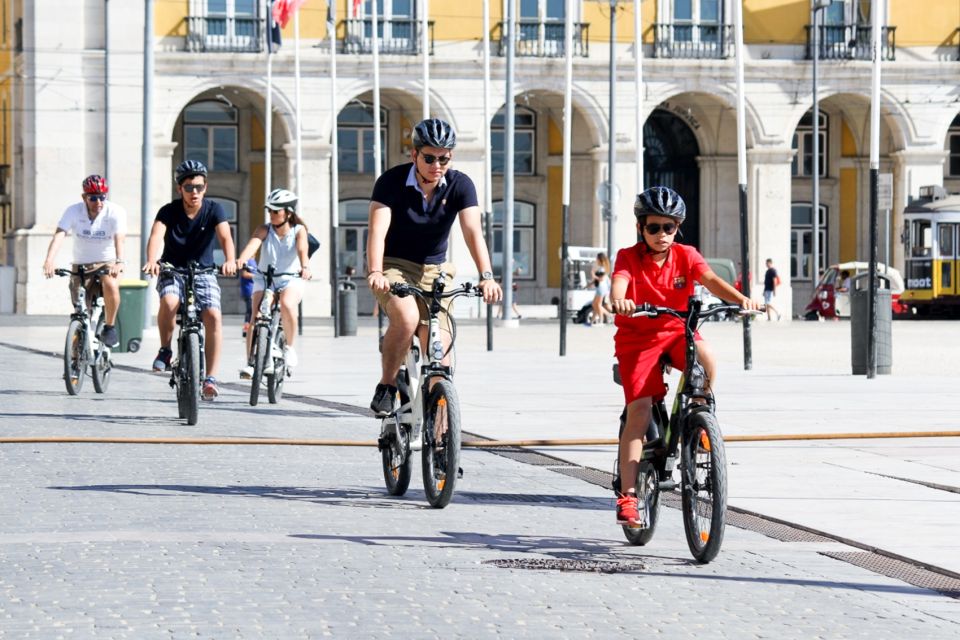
[175,159,208,184]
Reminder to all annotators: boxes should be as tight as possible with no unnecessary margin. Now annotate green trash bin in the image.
[115,279,149,353]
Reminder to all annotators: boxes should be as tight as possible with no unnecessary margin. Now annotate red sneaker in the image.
[616,493,644,527]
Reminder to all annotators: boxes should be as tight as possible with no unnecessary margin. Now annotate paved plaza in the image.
[0,315,958,638]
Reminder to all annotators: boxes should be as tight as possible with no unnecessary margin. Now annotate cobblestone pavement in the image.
[0,324,959,638]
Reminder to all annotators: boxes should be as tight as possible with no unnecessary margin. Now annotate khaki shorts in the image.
[372,257,457,327]
[69,261,112,309]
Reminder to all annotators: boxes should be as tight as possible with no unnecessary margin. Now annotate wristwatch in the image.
[480,271,494,281]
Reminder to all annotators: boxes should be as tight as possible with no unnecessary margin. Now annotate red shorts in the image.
[616,331,701,404]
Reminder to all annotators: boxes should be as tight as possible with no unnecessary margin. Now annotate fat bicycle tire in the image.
[183,332,201,426]
[680,411,728,563]
[621,461,661,546]
[381,414,413,496]
[421,379,462,508]
[266,328,285,404]
[63,319,88,395]
[249,327,268,407]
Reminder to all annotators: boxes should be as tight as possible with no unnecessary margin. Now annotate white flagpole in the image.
[329,1,341,335]
[265,0,274,223]
[733,0,752,369]
[482,0,493,348]
[372,0,382,180]
[294,9,303,198]
[633,0,643,194]
[559,0,574,355]
[422,0,430,118]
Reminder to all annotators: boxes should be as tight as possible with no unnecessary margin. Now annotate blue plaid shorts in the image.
[157,272,221,312]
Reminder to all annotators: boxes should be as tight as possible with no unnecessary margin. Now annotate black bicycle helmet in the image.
[634,186,686,223]
[412,118,457,150]
[175,159,208,184]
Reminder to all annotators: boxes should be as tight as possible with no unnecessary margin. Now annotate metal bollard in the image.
[338,280,358,336]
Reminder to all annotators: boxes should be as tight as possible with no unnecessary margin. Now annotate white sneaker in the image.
[283,345,298,368]
[239,365,253,380]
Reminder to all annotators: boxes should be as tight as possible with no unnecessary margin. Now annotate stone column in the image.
[747,146,795,318]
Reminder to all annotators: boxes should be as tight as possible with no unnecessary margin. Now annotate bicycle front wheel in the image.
[183,332,201,426]
[380,414,412,496]
[63,320,88,395]
[266,329,285,404]
[249,327,268,407]
[681,411,728,563]
[91,346,112,394]
[421,380,462,508]
[622,461,661,546]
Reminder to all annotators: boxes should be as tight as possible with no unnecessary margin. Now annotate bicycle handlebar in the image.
[241,264,301,278]
[54,266,112,278]
[158,262,220,277]
[629,302,764,320]
[390,281,484,301]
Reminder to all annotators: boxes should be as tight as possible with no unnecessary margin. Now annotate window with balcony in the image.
[499,0,588,57]
[183,101,238,172]
[806,0,895,61]
[947,113,960,177]
[654,0,730,59]
[188,0,262,53]
[338,103,387,175]
[344,0,430,55]
[791,203,828,281]
[491,200,536,279]
[492,106,535,176]
[792,110,828,178]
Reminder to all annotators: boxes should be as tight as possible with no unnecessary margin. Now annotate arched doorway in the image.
[644,109,701,250]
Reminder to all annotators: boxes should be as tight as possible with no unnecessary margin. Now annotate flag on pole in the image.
[273,0,308,29]
[352,0,363,18]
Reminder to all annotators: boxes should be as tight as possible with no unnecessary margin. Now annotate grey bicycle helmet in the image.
[412,118,457,150]
[634,186,686,223]
[175,159,208,184]
[265,188,298,212]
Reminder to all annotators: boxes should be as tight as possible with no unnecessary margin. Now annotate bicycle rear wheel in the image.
[63,320,88,395]
[266,328,285,404]
[421,380,461,508]
[249,326,268,406]
[183,332,201,425]
[621,461,661,546]
[680,411,728,563]
[380,414,412,496]
[91,346,112,394]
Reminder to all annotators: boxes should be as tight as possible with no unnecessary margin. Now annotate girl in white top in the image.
[236,189,312,374]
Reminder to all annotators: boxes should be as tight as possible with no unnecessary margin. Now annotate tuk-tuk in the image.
[803,261,905,319]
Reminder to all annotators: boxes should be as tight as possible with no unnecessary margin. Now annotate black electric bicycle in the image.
[378,273,482,508]
[612,297,760,563]
[55,265,114,395]
[159,262,217,426]
[245,264,300,406]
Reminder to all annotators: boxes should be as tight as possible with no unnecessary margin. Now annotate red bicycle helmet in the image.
[82,174,109,195]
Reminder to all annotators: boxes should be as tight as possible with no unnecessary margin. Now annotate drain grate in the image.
[821,551,960,599]
[484,448,576,467]
[725,508,834,543]
[459,492,602,505]
[551,466,618,489]
[484,558,646,574]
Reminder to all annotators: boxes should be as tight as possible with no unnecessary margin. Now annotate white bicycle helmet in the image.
[266,188,298,212]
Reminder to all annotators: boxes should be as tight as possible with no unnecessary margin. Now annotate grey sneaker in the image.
[100,324,119,348]
[370,383,399,417]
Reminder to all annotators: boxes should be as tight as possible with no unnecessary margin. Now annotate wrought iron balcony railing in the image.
[804,24,896,61]
[494,21,590,58]
[186,15,264,53]
[341,18,434,55]
[653,23,732,59]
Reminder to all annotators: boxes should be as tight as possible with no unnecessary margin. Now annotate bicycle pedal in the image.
[658,479,677,492]
[457,467,464,479]
[376,435,390,451]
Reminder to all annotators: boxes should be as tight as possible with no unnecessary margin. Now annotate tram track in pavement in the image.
[2,339,959,596]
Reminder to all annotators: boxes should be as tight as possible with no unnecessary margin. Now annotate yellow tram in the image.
[902,186,960,316]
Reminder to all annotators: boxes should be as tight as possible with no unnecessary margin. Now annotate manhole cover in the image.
[484,558,645,574]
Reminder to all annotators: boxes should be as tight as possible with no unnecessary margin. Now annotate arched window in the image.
[491,200,536,279]
[207,197,238,266]
[338,199,371,274]
[183,100,238,172]
[792,110,828,178]
[947,113,960,177]
[492,106,536,176]
[790,202,828,281]
[338,103,387,175]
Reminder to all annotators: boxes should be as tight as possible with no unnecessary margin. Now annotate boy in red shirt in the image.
[609,186,760,526]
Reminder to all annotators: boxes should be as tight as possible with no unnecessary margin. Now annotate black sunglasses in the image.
[643,222,678,235]
[419,153,451,166]
[182,183,206,193]
[86,195,106,202]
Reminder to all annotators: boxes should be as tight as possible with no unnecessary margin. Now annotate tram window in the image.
[909,221,932,258]
[939,224,955,258]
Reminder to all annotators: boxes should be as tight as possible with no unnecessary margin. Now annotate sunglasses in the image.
[85,195,106,202]
[643,222,678,235]
[419,153,451,166]
[181,183,206,193]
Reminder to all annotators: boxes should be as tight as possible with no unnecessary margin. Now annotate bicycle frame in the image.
[55,265,111,394]
[160,262,215,386]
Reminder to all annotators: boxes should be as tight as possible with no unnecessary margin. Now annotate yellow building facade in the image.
[4,1,960,317]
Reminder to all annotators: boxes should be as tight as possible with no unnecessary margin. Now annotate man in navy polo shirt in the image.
[142,160,237,401]
[366,118,502,416]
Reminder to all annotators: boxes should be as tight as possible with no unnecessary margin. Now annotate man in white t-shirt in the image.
[42,175,127,347]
